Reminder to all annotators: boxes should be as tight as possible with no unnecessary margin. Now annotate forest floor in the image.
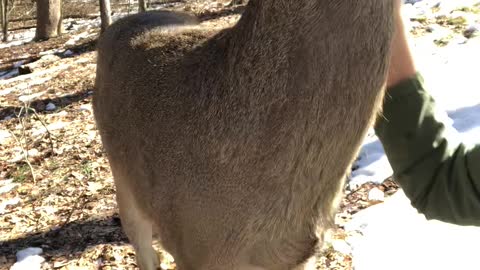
[1,1,479,269]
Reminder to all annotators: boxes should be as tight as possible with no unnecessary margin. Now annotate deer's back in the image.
[94,4,392,255]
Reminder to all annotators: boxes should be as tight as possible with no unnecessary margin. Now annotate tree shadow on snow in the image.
[0,88,93,121]
[61,38,98,57]
[0,215,128,266]
[448,104,480,134]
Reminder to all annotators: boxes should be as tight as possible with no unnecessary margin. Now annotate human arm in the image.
[375,1,480,226]
[376,74,480,226]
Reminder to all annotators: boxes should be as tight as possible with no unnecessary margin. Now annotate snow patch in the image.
[10,247,45,270]
[0,129,12,144]
[0,69,20,81]
[349,2,480,269]
[0,29,35,49]
[31,121,69,137]
[9,148,40,163]
[347,191,480,270]
[0,179,18,195]
[0,197,20,214]
[45,102,56,111]
[63,49,74,57]
[367,187,384,202]
[349,131,392,189]
[18,91,46,103]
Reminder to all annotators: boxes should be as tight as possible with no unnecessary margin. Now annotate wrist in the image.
[386,7,416,88]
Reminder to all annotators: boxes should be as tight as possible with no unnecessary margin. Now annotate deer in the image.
[93,1,394,269]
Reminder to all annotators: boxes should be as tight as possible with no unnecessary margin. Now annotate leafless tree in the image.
[1,0,8,42]
[138,0,147,12]
[99,0,112,32]
[35,0,63,40]
[56,0,62,35]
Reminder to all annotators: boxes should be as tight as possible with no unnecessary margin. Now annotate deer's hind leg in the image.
[113,170,160,270]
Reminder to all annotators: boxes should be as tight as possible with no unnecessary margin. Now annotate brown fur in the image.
[93,1,394,270]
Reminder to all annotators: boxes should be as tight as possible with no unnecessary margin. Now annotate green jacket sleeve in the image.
[374,73,480,226]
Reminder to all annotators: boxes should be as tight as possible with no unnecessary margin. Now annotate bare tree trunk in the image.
[56,0,62,35]
[35,0,62,40]
[138,0,146,12]
[99,0,111,33]
[1,0,8,42]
